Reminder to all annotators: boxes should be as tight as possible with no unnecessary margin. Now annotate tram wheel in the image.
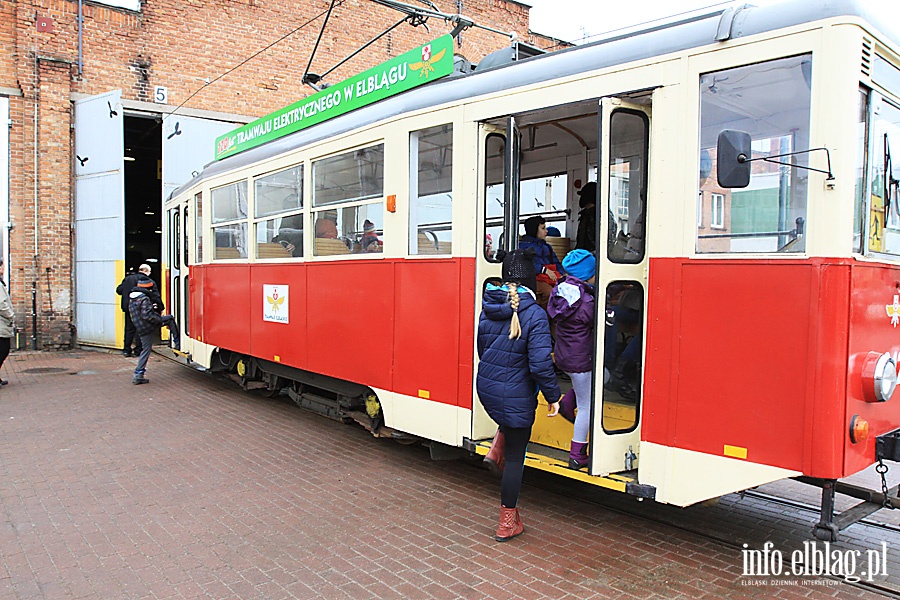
[236,358,248,379]
[262,375,285,398]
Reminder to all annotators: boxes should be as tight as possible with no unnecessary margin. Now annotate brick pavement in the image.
[0,349,887,599]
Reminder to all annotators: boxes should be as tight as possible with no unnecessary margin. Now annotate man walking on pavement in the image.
[128,272,180,385]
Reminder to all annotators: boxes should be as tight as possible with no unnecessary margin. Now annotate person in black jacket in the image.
[574,182,617,252]
[476,249,561,542]
[128,274,180,385]
[116,266,142,356]
[117,264,165,356]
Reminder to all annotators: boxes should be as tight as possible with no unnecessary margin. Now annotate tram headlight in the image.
[861,352,897,403]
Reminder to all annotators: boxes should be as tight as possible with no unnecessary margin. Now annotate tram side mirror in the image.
[717,129,751,188]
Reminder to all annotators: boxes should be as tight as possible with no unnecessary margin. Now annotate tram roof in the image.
[171,0,897,200]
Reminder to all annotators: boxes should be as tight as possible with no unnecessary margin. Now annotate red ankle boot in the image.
[495,505,524,541]
[484,430,505,474]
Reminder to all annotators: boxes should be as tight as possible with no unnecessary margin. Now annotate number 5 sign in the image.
[154,86,168,104]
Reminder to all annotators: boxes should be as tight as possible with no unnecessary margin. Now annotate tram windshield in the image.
[698,54,812,254]
[867,92,900,256]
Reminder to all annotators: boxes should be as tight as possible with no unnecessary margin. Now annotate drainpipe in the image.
[77,0,83,77]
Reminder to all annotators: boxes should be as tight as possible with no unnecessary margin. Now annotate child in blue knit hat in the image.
[548,249,597,470]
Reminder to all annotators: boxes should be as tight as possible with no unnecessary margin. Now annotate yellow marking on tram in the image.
[274,355,281,362]
[473,440,629,492]
[418,389,430,399]
[724,445,748,459]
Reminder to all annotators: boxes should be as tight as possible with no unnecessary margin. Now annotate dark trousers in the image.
[499,425,532,508]
[161,315,180,349]
[124,312,142,353]
[0,337,10,372]
[134,333,154,378]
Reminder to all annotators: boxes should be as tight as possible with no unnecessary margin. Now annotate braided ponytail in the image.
[507,282,522,340]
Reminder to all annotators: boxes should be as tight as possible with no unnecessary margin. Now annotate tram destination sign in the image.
[214,35,454,160]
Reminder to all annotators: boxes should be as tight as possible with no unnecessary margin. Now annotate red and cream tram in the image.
[164,0,900,539]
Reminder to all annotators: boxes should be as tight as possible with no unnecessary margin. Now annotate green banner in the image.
[215,35,454,160]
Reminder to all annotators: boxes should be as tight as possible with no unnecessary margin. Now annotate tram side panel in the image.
[642,259,856,499]
[391,257,476,410]
[303,261,395,389]
[193,258,476,440]
[846,263,900,476]
[189,267,204,345]
[203,264,253,356]
[248,264,310,368]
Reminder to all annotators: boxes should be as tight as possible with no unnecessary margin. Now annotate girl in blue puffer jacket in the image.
[476,248,561,542]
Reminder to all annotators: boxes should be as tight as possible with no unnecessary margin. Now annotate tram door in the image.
[591,97,650,476]
[167,206,182,345]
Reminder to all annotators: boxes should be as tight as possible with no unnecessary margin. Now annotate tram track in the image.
[524,471,900,599]
[740,488,900,536]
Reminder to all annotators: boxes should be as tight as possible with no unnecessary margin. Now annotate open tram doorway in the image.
[474,91,652,481]
[124,115,163,284]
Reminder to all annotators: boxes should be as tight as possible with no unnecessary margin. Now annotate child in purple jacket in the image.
[548,249,597,469]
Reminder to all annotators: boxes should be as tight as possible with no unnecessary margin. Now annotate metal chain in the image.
[876,458,893,509]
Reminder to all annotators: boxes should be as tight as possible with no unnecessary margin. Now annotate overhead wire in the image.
[163,0,346,122]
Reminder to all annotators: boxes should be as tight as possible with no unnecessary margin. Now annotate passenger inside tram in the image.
[518,215,565,310]
[604,286,642,402]
[314,216,338,239]
[272,214,304,257]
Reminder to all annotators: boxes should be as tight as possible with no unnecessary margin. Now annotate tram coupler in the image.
[797,476,900,541]
[876,428,900,462]
[812,479,839,542]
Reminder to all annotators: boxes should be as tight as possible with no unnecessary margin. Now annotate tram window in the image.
[255,165,303,218]
[211,180,248,223]
[213,223,248,259]
[410,125,453,255]
[254,165,304,259]
[257,213,302,258]
[173,208,181,271]
[519,175,569,252]
[484,134,505,262]
[868,97,900,255]
[607,110,647,264]
[313,204,383,255]
[313,144,384,207]
[183,207,189,266]
[194,192,203,263]
[603,281,643,433]
[698,55,811,253]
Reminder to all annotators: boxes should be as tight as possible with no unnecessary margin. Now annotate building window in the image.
[697,191,703,227]
[410,125,452,255]
[711,193,725,229]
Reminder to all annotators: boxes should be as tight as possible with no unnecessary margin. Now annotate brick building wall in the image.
[1,0,564,350]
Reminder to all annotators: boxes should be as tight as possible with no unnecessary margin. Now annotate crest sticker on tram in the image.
[887,294,900,328]
[263,285,289,324]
